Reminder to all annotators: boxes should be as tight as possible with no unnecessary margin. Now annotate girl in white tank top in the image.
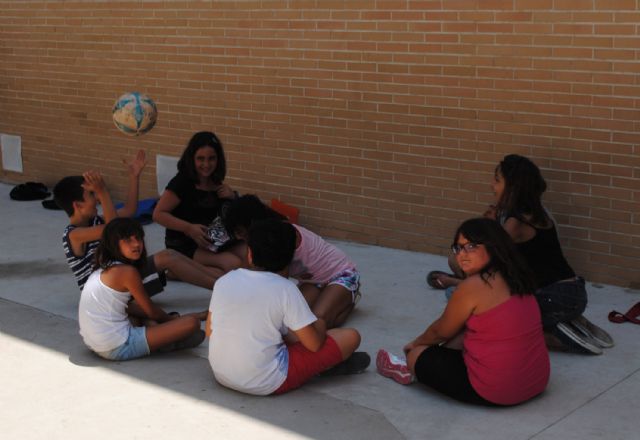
[78,218,207,361]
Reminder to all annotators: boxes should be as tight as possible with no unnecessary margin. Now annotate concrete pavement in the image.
[1,182,639,440]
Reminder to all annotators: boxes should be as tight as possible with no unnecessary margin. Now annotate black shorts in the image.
[414,345,496,406]
[140,255,166,297]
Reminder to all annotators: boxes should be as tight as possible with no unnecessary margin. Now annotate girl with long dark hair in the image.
[378,218,550,406]
[78,218,206,361]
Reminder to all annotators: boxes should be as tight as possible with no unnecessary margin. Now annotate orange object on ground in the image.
[270,199,299,224]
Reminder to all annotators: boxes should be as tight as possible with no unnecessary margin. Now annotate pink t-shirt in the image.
[463,294,550,406]
[288,225,356,284]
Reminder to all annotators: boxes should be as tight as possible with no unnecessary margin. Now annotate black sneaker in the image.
[570,315,614,348]
[554,322,603,355]
[320,351,371,376]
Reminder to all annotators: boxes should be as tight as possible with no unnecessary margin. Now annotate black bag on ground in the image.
[9,182,50,201]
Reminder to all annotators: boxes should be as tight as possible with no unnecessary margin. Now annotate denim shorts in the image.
[95,326,150,361]
[535,277,587,330]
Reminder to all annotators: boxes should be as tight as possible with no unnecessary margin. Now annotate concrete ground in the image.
[1,181,639,440]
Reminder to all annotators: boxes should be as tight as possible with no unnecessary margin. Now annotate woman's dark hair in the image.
[495,154,549,227]
[453,218,536,296]
[95,217,147,271]
[248,219,297,272]
[177,131,226,184]
[223,194,286,239]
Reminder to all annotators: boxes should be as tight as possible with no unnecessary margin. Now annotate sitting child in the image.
[79,218,206,361]
[53,150,216,292]
[206,219,369,395]
[379,218,549,406]
[223,194,361,329]
[152,131,244,276]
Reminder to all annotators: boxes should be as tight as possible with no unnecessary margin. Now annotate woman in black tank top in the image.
[492,154,613,354]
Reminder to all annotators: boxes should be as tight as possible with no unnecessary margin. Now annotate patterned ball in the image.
[112,92,158,136]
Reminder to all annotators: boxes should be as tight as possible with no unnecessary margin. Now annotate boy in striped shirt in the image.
[53,150,216,292]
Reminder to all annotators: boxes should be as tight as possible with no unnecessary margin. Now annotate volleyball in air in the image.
[112,92,158,136]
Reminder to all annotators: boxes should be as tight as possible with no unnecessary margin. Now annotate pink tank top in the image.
[288,225,355,284]
[463,294,550,405]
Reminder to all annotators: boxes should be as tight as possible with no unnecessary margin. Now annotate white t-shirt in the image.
[208,268,317,395]
[78,269,131,353]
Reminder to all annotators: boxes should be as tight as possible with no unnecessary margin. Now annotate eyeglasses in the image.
[451,242,481,255]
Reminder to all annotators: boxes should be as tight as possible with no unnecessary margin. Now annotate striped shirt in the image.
[63,216,104,290]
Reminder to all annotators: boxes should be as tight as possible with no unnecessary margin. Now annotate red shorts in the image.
[273,335,343,395]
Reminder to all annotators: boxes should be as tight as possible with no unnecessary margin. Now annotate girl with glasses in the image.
[377,218,550,406]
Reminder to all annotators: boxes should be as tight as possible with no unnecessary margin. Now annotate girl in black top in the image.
[491,155,614,353]
[153,131,244,280]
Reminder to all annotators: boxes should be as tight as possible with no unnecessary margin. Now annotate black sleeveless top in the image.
[513,220,575,289]
[164,172,224,253]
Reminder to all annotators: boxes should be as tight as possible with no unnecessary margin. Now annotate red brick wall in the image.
[1,1,638,288]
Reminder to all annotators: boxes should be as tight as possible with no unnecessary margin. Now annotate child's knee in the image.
[347,328,361,349]
[312,293,352,325]
[220,253,242,272]
[182,316,200,332]
[190,316,201,332]
[328,328,361,357]
[153,249,171,268]
[154,249,182,269]
[229,253,242,268]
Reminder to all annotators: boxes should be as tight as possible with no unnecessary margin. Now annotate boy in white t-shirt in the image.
[206,219,369,395]
[222,194,361,330]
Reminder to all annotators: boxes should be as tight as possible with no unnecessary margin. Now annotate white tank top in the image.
[78,269,131,352]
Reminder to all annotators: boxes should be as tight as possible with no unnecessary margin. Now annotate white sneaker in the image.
[571,315,614,348]
[555,322,603,355]
[376,349,413,385]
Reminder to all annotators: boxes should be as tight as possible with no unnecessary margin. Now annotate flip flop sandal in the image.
[426,270,455,290]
